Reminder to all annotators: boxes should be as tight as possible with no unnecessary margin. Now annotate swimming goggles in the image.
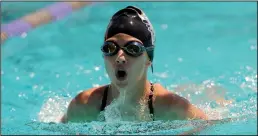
[101,41,154,57]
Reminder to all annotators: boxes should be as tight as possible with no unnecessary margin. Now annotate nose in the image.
[115,50,127,64]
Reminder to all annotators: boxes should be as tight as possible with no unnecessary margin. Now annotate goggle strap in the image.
[151,63,153,73]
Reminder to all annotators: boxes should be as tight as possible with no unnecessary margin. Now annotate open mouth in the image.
[115,69,127,81]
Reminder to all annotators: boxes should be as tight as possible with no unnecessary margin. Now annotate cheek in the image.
[131,57,146,70]
[104,57,113,71]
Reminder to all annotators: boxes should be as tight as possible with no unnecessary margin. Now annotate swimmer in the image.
[61,6,208,123]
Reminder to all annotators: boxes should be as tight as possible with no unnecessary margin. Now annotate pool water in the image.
[1,2,257,135]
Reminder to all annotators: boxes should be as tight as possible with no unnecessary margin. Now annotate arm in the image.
[168,93,208,120]
[186,103,208,120]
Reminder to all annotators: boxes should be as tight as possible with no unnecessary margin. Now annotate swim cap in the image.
[104,6,155,72]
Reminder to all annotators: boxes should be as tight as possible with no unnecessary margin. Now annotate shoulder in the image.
[64,85,108,121]
[153,83,190,110]
[153,83,208,120]
[69,85,108,107]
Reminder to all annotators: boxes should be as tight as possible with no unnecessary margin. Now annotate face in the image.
[102,33,151,89]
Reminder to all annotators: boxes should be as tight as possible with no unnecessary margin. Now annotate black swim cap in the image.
[104,6,155,72]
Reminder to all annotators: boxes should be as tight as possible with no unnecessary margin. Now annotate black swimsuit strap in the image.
[100,85,109,111]
[148,83,155,121]
[100,83,155,121]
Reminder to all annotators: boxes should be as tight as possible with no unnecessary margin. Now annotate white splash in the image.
[154,71,169,78]
[38,96,71,123]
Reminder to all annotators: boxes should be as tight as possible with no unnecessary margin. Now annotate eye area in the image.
[125,43,141,54]
[103,42,117,53]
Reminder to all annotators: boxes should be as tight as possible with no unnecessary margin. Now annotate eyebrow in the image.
[105,39,143,46]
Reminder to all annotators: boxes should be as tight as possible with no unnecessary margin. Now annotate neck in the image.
[109,76,151,105]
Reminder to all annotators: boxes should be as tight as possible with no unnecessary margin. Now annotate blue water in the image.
[1,2,257,135]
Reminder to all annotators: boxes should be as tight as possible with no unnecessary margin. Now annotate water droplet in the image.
[66,72,71,76]
[79,66,84,70]
[83,70,91,74]
[94,66,100,71]
[161,24,168,30]
[33,85,38,90]
[177,57,183,62]
[250,45,257,50]
[29,72,35,78]
[56,74,60,78]
[1,71,4,75]
[207,47,212,52]
[21,32,27,38]
[99,76,102,81]
[245,76,251,81]
[92,84,100,87]
[14,68,18,72]
[16,76,20,80]
[40,86,44,91]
